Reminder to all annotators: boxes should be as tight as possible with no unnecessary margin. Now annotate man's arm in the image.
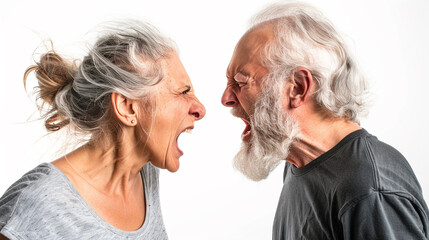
[340,191,428,240]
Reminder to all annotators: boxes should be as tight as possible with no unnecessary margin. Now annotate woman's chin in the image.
[166,159,180,172]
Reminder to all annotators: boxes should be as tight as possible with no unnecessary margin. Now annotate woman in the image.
[0,20,205,239]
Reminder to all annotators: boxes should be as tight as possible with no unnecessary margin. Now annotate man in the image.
[221,2,429,239]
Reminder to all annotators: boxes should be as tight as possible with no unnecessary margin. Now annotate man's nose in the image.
[221,87,238,107]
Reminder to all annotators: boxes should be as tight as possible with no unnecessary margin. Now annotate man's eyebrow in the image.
[234,72,250,82]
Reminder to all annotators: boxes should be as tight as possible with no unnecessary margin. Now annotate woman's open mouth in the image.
[176,126,194,156]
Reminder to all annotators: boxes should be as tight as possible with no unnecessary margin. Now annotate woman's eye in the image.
[182,87,191,94]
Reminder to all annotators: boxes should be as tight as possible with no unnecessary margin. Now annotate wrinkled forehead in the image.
[227,24,275,77]
[240,24,275,55]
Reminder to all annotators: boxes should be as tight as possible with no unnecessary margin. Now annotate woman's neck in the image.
[52,131,149,199]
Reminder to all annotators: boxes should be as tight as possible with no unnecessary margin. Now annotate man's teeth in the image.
[185,128,193,134]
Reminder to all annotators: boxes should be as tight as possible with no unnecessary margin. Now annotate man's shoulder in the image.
[363,134,425,201]
[359,133,420,190]
[334,130,412,186]
[363,134,412,173]
[332,131,426,212]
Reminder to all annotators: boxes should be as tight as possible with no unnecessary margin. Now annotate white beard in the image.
[232,83,299,181]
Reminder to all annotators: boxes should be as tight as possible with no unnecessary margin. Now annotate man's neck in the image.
[286,118,361,168]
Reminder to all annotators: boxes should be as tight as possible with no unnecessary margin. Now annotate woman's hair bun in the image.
[24,50,77,131]
[24,51,76,104]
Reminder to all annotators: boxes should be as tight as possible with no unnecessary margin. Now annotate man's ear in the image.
[111,92,139,126]
[288,67,313,108]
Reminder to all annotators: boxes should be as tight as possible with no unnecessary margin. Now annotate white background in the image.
[1,0,428,239]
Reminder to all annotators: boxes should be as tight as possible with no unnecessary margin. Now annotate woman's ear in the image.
[288,67,313,108]
[111,92,139,126]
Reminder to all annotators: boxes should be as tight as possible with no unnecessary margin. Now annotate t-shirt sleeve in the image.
[0,183,31,239]
[340,191,428,240]
[0,170,44,233]
[0,165,53,239]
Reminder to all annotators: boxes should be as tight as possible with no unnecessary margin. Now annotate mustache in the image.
[231,107,249,120]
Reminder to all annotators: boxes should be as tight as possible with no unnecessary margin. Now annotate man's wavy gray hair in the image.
[249,1,370,123]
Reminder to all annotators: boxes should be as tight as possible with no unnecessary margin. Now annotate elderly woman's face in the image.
[140,53,206,172]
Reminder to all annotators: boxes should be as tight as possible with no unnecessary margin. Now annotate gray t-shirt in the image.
[0,162,168,239]
[273,129,429,239]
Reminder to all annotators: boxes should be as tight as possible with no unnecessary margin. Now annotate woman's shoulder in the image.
[0,163,72,233]
[0,163,56,210]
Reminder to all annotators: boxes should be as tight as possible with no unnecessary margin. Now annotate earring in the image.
[131,119,136,124]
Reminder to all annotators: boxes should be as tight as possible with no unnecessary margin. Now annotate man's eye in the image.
[236,82,247,88]
[234,72,249,88]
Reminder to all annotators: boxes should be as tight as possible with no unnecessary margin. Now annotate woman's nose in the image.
[190,98,206,121]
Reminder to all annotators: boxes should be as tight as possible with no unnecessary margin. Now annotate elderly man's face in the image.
[222,25,274,141]
[222,25,299,181]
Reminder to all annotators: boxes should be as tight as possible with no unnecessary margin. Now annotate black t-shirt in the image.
[273,129,429,239]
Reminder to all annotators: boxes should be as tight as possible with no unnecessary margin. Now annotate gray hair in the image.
[249,1,370,123]
[25,20,177,139]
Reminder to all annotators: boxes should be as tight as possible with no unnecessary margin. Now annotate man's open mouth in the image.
[241,119,252,142]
